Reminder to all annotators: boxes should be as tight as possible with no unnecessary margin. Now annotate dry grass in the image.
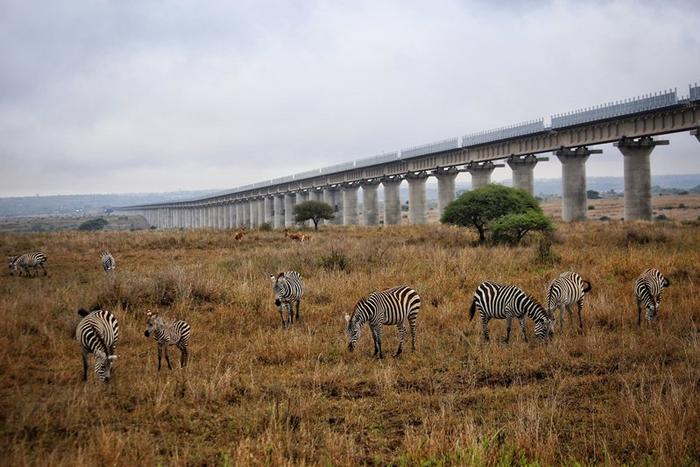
[0,223,698,466]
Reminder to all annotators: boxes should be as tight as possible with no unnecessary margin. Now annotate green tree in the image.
[441,184,540,243]
[587,190,601,200]
[490,211,553,244]
[78,217,109,231]
[293,200,334,230]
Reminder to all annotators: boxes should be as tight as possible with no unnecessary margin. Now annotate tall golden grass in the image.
[0,222,698,465]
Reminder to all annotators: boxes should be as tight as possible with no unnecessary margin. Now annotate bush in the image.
[441,185,543,243]
[654,214,669,221]
[78,218,108,231]
[260,222,273,231]
[318,249,350,272]
[490,211,554,245]
[588,205,596,210]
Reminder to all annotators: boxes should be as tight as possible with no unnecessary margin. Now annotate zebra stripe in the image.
[345,285,421,358]
[547,271,592,332]
[469,281,552,342]
[270,271,304,327]
[75,308,119,383]
[144,311,191,370]
[635,268,670,324]
[9,251,47,277]
[101,251,116,273]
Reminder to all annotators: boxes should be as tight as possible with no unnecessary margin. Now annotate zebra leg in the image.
[288,303,294,325]
[164,346,173,370]
[375,324,384,359]
[179,345,188,368]
[40,263,47,276]
[395,322,405,357]
[559,304,565,332]
[519,318,528,342]
[295,300,300,321]
[279,307,286,328]
[157,345,163,371]
[577,300,584,332]
[82,350,88,381]
[481,317,490,341]
[409,316,417,351]
[636,300,642,326]
[504,317,512,343]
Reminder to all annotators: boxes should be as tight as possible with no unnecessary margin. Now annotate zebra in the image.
[344,285,421,358]
[9,251,47,277]
[469,281,553,343]
[101,250,116,273]
[144,311,191,370]
[75,308,119,383]
[270,271,304,327]
[547,271,592,332]
[635,268,671,325]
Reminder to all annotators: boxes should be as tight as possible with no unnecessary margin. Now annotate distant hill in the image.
[1,174,699,217]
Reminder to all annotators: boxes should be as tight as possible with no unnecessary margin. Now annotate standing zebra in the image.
[469,281,553,343]
[635,268,671,325]
[270,271,304,327]
[9,251,47,277]
[547,271,592,332]
[345,285,421,358]
[75,308,119,383]
[101,250,116,273]
[144,311,191,370]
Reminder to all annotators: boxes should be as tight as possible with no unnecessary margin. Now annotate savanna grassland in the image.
[0,222,699,466]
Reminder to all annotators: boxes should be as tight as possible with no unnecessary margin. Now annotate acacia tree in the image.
[440,184,544,243]
[293,201,335,230]
[490,211,553,245]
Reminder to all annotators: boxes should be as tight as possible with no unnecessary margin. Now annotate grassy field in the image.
[0,221,698,465]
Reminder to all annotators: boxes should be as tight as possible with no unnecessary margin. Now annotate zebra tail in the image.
[664,277,671,287]
[582,280,592,293]
[78,308,90,317]
[469,298,476,321]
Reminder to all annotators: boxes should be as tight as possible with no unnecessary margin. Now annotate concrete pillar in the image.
[691,128,699,143]
[323,187,337,225]
[264,196,274,226]
[361,180,380,226]
[507,155,542,195]
[433,167,459,219]
[333,187,344,225]
[256,199,264,228]
[466,161,497,190]
[273,195,285,229]
[309,189,322,202]
[555,147,601,222]
[207,205,215,228]
[248,200,257,229]
[406,171,428,225]
[284,193,296,228]
[382,176,402,225]
[218,204,226,229]
[223,203,232,229]
[235,203,243,228]
[342,184,359,225]
[614,136,669,221]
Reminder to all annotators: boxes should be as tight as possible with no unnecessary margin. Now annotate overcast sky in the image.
[1,0,699,197]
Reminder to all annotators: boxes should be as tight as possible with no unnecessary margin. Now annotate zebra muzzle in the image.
[144,331,150,337]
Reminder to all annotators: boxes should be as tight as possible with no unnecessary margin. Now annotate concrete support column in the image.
[224,203,232,229]
[342,183,360,225]
[218,204,226,229]
[433,167,459,218]
[406,171,429,225]
[207,205,215,228]
[333,188,344,225]
[382,176,403,226]
[614,136,669,221]
[555,146,601,222]
[264,196,274,226]
[273,195,285,229]
[308,189,322,202]
[235,203,243,228]
[691,128,699,143]
[187,208,193,228]
[256,199,264,228]
[466,161,499,190]
[284,193,296,228]
[507,155,545,195]
[248,200,257,229]
[198,206,205,229]
[361,180,380,226]
[323,187,337,225]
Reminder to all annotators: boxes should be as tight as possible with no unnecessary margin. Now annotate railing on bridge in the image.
[400,137,459,159]
[462,119,545,147]
[551,89,678,128]
[354,151,400,169]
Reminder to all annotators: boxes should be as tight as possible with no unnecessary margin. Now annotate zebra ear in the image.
[344,314,351,323]
[108,355,118,361]
[269,274,276,283]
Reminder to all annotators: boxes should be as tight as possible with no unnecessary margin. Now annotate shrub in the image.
[260,222,273,231]
[78,218,108,231]
[587,205,596,210]
[318,249,350,272]
[490,211,554,245]
[441,185,543,243]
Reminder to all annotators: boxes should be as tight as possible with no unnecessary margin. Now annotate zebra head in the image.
[344,313,363,352]
[94,349,118,383]
[531,301,554,341]
[270,273,286,303]
[8,256,18,276]
[144,310,161,337]
[640,284,661,322]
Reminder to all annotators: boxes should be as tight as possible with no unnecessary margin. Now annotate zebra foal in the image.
[144,311,191,370]
[270,271,304,327]
[101,250,116,273]
[635,268,670,325]
[547,271,592,332]
[8,251,47,277]
[345,286,420,358]
[469,281,553,343]
[75,308,119,383]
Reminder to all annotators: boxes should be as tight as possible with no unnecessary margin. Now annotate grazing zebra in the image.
[635,268,671,325]
[75,308,119,383]
[9,251,47,277]
[101,250,116,273]
[469,281,553,343]
[144,311,191,370]
[547,271,592,332]
[270,271,304,327]
[344,286,421,358]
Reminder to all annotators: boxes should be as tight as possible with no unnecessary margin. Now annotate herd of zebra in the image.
[6,249,671,382]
